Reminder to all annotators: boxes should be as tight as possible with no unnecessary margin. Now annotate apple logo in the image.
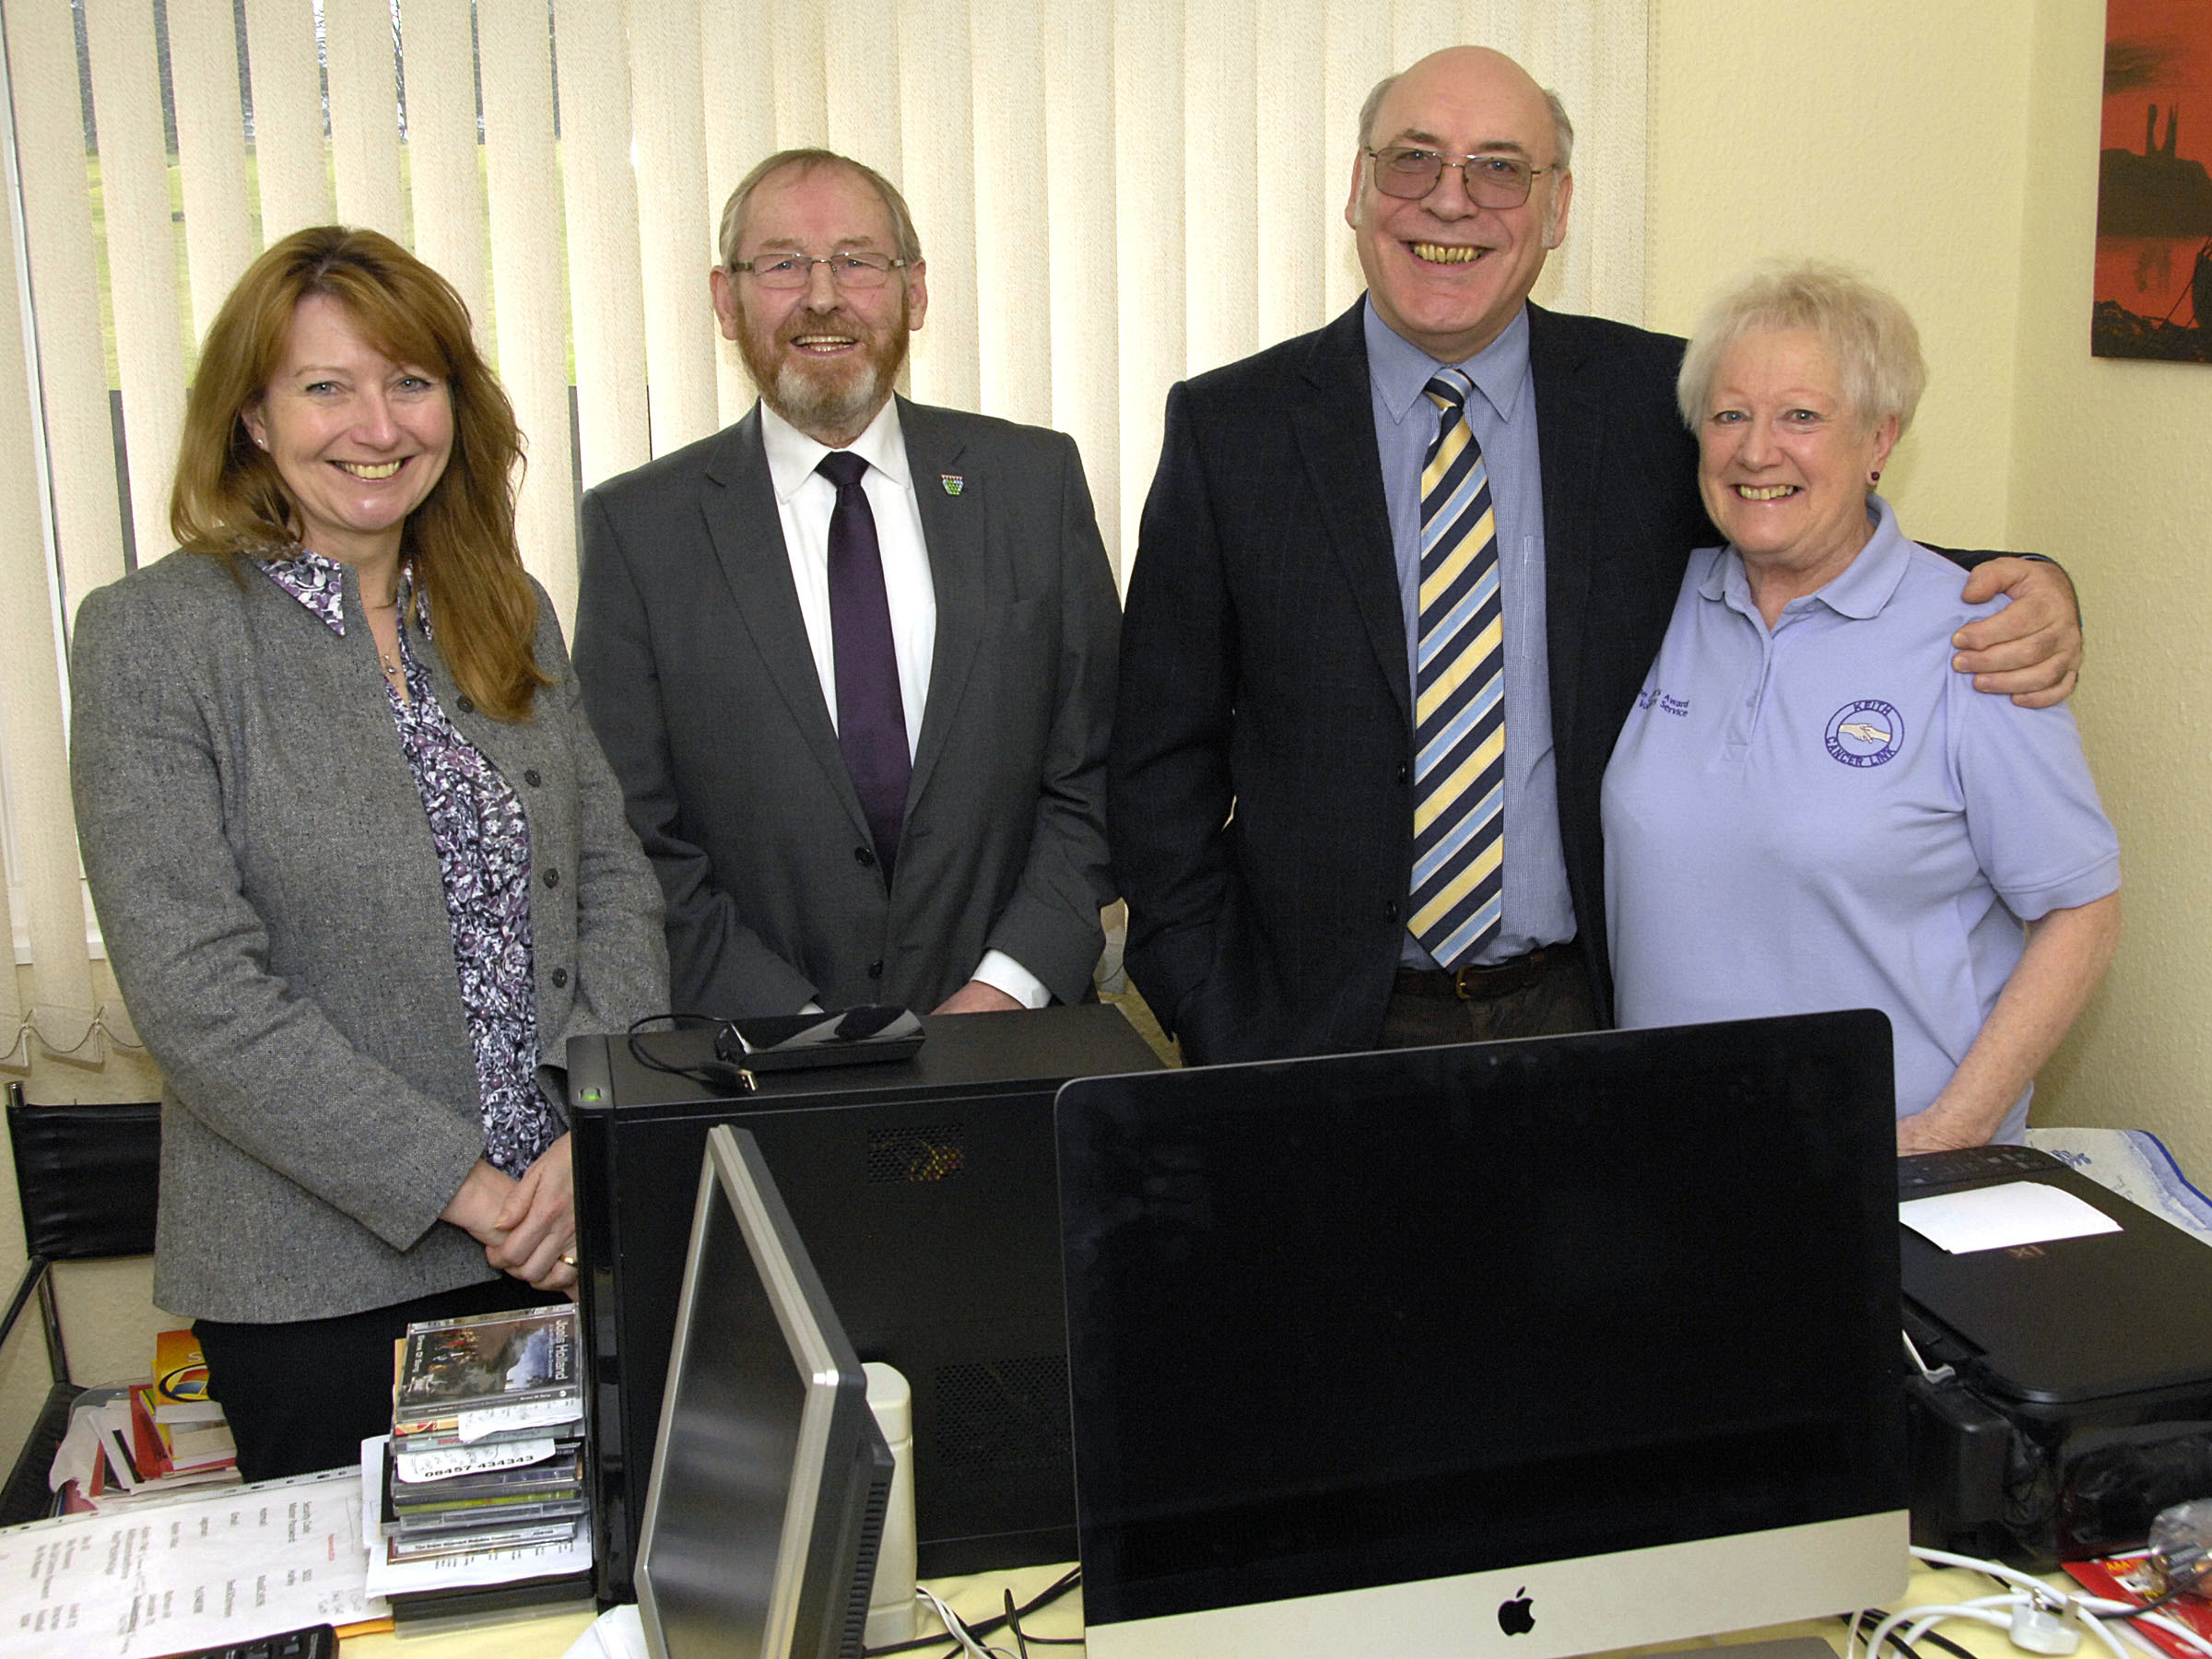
[1498,1588,1535,1637]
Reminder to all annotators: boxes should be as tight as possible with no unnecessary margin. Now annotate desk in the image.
[338,1560,1088,1657]
[331,1561,2090,1658]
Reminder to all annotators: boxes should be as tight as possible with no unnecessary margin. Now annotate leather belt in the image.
[1393,941,1580,1003]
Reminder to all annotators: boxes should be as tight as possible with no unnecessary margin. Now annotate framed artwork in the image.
[2098,0,2212,359]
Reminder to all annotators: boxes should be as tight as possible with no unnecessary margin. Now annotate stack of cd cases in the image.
[382,1306,587,1563]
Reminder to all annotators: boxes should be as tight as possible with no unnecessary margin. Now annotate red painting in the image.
[2096,0,2212,359]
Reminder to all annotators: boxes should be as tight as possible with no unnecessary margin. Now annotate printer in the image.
[1901,1143,2212,1568]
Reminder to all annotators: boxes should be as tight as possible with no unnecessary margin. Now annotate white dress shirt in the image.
[759,399,1048,1009]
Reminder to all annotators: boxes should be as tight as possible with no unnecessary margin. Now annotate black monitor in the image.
[635,1124,893,1659]
[1055,1010,1910,1658]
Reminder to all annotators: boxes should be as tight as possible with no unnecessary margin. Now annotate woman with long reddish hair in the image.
[71,226,666,1480]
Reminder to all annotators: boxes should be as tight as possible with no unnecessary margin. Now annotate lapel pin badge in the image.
[940,474,964,497]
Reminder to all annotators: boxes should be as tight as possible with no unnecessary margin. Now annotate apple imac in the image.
[635,1124,894,1659]
[1054,1010,1909,1659]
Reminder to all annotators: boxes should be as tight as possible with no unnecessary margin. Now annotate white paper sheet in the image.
[1900,1179,2124,1253]
[562,1601,649,1659]
[0,1466,372,1659]
[453,1400,582,1443]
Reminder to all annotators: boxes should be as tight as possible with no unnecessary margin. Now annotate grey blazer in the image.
[572,398,1119,1018]
[70,551,668,1324]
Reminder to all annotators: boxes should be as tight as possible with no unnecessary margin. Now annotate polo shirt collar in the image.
[1363,297,1532,428]
[759,394,911,500]
[1702,493,1912,621]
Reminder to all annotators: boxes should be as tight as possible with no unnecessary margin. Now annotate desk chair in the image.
[0,1082,160,1524]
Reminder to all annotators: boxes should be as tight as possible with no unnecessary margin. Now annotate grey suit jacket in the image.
[70,551,668,1323]
[572,398,1118,1018]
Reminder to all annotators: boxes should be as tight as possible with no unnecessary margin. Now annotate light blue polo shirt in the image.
[1600,498,2119,1140]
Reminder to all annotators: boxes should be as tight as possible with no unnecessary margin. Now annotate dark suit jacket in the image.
[573,397,1120,1018]
[1108,300,1708,1065]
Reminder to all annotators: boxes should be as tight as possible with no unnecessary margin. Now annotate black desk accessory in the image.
[715,1006,926,1073]
[1900,1141,2212,1565]
[158,1624,334,1659]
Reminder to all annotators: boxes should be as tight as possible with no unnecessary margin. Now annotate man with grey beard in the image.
[573,148,1119,1020]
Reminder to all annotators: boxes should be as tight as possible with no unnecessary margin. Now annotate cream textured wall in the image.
[1647,3,2036,548]
[1649,0,2210,1176]
[2009,0,2212,1170]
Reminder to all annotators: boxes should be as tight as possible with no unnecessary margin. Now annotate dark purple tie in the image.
[818,450,910,877]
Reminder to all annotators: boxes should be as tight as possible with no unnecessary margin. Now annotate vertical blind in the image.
[0,0,1647,1068]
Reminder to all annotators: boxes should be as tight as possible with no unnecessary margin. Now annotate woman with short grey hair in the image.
[1602,262,2119,1149]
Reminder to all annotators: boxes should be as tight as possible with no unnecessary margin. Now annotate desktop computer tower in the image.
[567,1005,1159,1603]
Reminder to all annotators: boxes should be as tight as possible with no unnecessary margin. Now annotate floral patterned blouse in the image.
[257,550,558,1176]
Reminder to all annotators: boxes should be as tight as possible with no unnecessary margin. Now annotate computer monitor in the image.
[635,1124,893,1659]
[1055,1010,1910,1659]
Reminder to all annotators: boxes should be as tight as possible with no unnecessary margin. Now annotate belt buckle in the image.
[1451,963,1486,1001]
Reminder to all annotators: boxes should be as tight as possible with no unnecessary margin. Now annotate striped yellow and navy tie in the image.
[1408,368,1505,969]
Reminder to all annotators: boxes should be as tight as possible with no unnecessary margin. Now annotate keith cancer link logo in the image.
[1825,700,1904,768]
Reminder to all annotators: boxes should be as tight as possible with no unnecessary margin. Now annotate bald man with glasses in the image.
[574,148,1119,1020]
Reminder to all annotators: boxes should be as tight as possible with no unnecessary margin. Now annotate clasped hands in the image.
[440,1132,578,1296]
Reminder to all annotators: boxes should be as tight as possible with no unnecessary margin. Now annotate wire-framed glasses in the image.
[730,252,911,290]
[1366,146,1555,207]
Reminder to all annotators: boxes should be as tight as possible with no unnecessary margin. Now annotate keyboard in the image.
[159,1624,335,1659]
[1897,1142,2064,1195]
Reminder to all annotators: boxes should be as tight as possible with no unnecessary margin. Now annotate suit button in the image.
[542,867,560,888]
[1395,762,1408,785]
[550,968,569,988]
[1383,900,1401,923]
[524,769,542,787]
[854,846,877,867]
[456,695,476,714]
[867,959,885,979]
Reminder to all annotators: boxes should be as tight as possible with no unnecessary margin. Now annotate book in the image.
[127,1384,239,1480]
[152,1326,227,1424]
[393,1307,582,1421]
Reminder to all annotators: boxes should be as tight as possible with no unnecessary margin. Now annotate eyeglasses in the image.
[730,252,911,290]
[1365,147,1555,208]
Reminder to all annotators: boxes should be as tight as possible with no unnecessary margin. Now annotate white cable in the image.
[1897,1546,2212,1659]
[2076,1595,2212,1659]
[2137,1611,2212,1659]
[912,1584,1018,1659]
[1863,1599,2016,1659]
[1912,1546,2071,1600]
[2063,1603,2129,1659]
[2099,1613,2171,1659]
